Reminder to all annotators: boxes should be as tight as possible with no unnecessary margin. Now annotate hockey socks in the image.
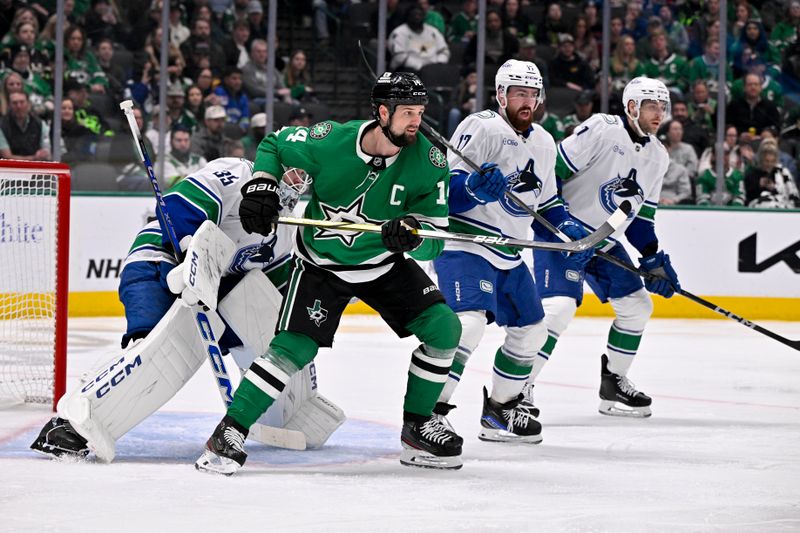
[605,323,644,376]
[491,347,533,403]
[227,332,318,429]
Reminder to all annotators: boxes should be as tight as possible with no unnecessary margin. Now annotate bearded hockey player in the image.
[31,158,344,462]
[527,76,681,418]
[195,72,465,474]
[431,59,594,444]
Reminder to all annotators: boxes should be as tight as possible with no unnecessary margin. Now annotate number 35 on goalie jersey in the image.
[124,157,296,288]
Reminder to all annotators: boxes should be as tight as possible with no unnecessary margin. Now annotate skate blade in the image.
[598,400,652,418]
[30,443,89,461]
[194,449,242,476]
[399,447,463,470]
[478,428,543,444]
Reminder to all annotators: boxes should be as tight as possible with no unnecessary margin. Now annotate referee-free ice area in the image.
[1,314,799,532]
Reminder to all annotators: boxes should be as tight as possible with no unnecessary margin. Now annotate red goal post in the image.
[0,160,70,411]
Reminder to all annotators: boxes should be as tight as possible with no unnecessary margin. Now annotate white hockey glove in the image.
[166,220,236,310]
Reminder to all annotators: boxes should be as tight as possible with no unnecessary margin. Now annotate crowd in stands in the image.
[0,0,323,191]
[1,0,799,207]
[368,0,800,208]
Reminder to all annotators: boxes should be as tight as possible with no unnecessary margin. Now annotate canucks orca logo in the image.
[230,235,277,274]
[500,158,542,216]
[599,168,644,219]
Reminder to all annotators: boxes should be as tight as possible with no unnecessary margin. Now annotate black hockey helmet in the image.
[371,72,429,121]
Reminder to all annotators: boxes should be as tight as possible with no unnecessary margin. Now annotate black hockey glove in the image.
[239,178,280,235]
[381,216,422,253]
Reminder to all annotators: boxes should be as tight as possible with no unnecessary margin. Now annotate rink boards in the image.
[64,196,800,320]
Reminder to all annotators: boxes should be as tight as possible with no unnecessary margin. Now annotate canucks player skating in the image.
[196,73,465,474]
[432,60,594,443]
[30,158,343,461]
[527,76,681,417]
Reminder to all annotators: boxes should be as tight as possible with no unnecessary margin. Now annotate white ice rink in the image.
[2,314,799,532]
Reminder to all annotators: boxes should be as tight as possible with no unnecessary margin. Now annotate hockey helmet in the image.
[371,72,429,120]
[495,59,545,109]
[622,76,671,121]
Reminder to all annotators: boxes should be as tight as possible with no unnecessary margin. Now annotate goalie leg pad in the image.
[57,299,224,462]
[217,268,283,358]
[255,362,346,449]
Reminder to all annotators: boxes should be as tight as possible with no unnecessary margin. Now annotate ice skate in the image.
[400,414,463,470]
[30,417,90,459]
[195,416,248,475]
[479,387,542,444]
[598,354,652,418]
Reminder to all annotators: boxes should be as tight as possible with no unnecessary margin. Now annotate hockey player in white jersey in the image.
[432,60,594,442]
[527,76,681,418]
[31,158,344,461]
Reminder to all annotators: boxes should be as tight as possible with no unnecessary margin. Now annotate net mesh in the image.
[0,173,59,404]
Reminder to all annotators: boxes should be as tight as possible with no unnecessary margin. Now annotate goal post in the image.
[0,160,70,411]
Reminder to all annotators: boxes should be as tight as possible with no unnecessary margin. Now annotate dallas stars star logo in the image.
[315,195,381,246]
[306,299,328,327]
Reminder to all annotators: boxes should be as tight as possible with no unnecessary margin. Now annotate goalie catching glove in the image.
[239,177,281,235]
[381,215,422,253]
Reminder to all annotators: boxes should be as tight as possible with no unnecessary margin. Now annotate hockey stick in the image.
[277,203,630,253]
[119,101,307,448]
[420,110,800,351]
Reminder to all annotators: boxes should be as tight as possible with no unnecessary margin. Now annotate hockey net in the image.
[0,161,70,410]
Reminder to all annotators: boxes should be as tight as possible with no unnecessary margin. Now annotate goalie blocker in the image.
[32,224,344,461]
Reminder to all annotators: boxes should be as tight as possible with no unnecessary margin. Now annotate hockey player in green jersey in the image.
[196,73,465,474]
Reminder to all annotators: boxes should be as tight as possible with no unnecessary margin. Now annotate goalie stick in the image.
[119,101,307,448]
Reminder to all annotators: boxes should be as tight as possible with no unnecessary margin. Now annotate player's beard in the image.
[507,104,534,132]
[384,121,418,147]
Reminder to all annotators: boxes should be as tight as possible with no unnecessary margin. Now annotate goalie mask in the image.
[622,76,671,137]
[278,167,312,211]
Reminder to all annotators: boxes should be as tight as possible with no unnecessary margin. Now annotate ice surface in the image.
[2,315,799,532]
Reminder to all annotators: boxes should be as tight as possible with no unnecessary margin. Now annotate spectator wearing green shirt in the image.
[696,149,745,206]
[610,35,645,94]
[769,0,800,55]
[64,24,108,92]
[687,38,732,97]
[447,0,477,44]
[642,29,688,96]
[419,0,446,38]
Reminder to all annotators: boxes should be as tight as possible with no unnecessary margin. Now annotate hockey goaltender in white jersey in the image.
[31,158,344,462]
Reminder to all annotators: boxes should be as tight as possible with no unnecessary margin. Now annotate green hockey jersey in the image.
[254,120,451,282]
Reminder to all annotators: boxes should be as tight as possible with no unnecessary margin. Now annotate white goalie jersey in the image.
[123,157,297,287]
[447,110,562,269]
[557,113,669,239]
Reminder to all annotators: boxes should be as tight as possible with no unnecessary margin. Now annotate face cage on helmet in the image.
[278,168,312,211]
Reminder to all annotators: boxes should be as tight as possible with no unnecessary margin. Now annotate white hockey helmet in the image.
[622,76,671,121]
[495,59,545,110]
